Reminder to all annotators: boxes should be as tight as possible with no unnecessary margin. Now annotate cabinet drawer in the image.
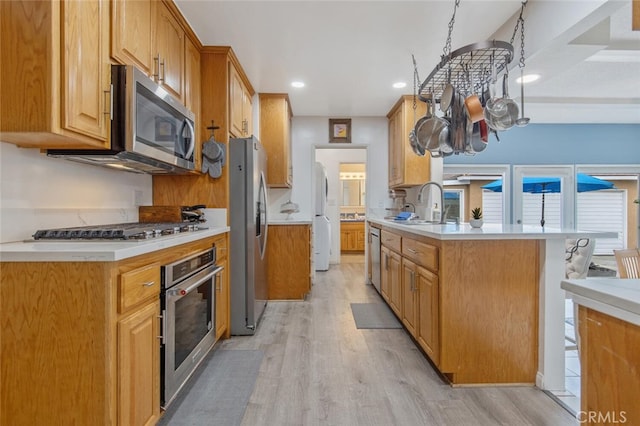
[119,264,161,313]
[402,238,438,272]
[381,230,401,253]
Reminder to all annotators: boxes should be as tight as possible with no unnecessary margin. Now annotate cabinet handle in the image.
[142,281,156,287]
[407,248,418,254]
[103,85,112,118]
[384,253,388,270]
[410,270,415,291]
[159,60,165,83]
[153,55,161,80]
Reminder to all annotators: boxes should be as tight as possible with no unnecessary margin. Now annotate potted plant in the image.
[470,207,483,228]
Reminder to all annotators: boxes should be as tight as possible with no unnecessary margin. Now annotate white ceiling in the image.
[175,0,640,123]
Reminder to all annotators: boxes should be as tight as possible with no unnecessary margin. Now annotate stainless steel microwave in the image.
[48,65,195,174]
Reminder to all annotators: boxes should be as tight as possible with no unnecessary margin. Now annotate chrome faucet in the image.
[417,181,446,224]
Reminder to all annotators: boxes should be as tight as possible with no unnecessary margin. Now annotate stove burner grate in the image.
[32,222,201,241]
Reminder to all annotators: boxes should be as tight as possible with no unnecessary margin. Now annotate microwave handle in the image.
[179,119,195,160]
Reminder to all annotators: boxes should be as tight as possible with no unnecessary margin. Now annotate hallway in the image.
[216,259,577,425]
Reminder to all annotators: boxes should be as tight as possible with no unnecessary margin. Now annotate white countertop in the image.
[268,219,312,225]
[562,278,640,326]
[0,226,230,262]
[368,218,617,241]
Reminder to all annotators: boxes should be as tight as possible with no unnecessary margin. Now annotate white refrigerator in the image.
[314,162,331,271]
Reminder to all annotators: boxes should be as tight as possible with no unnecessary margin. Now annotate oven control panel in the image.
[162,247,216,288]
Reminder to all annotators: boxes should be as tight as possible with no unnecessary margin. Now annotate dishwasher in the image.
[370,227,381,294]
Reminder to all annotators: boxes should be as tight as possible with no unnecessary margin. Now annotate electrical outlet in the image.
[133,189,144,206]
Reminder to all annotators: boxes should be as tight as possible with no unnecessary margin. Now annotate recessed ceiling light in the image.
[516,74,540,84]
[291,81,305,88]
[393,82,407,89]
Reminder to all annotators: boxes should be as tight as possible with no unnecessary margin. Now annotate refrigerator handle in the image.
[259,170,268,259]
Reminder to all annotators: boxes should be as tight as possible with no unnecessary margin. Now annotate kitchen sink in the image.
[387,219,437,225]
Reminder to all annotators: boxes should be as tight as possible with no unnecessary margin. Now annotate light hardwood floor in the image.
[219,259,578,426]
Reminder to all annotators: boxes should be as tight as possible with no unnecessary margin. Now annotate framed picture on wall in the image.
[329,118,351,143]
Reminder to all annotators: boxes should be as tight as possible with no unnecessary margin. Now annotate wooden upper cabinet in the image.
[155,1,184,100]
[259,94,293,187]
[111,0,186,102]
[154,47,253,208]
[111,0,155,76]
[230,64,253,138]
[387,95,430,188]
[388,109,402,186]
[0,0,111,149]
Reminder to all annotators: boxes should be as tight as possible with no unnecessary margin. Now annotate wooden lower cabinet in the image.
[118,300,161,426]
[401,241,439,364]
[578,306,640,425]
[215,258,229,340]
[380,245,392,302]
[212,233,230,340]
[401,258,419,336]
[416,265,439,366]
[267,224,312,299]
[373,224,539,385]
[385,248,402,317]
[340,221,365,252]
[0,235,226,426]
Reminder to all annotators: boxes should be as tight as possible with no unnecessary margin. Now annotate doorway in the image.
[513,165,575,228]
[339,163,366,258]
[314,146,368,265]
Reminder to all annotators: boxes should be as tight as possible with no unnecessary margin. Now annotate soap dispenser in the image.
[432,203,441,222]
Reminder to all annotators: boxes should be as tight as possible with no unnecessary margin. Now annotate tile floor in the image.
[554,299,582,414]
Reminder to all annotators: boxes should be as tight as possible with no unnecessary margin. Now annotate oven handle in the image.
[180,265,224,295]
[159,310,166,344]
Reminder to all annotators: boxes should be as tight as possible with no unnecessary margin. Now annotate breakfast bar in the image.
[368,219,616,390]
[562,278,640,424]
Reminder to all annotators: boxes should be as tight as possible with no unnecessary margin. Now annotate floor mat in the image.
[158,349,264,426]
[350,302,402,329]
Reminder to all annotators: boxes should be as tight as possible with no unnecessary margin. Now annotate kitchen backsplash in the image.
[0,142,152,243]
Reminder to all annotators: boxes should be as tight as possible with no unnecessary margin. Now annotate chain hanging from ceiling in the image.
[511,1,531,127]
[418,0,515,103]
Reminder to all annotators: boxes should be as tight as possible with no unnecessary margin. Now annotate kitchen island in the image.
[562,278,640,424]
[0,227,229,426]
[368,218,616,390]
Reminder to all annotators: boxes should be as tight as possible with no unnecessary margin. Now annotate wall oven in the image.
[160,247,223,407]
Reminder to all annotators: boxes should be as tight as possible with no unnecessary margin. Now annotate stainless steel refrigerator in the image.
[229,136,269,335]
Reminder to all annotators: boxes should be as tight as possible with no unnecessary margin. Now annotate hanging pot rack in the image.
[418,40,514,103]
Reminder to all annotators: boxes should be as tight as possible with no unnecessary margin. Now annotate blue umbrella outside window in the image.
[482,174,614,227]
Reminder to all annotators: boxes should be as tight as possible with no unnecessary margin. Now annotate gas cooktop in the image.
[32,222,203,241]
